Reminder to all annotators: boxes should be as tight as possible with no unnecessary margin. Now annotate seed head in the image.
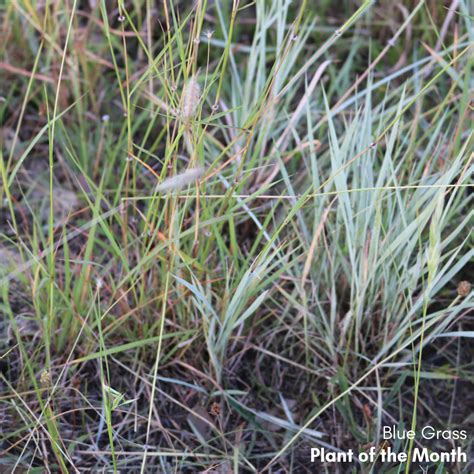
[155,167,204,193]
[457,281,471,297]
[40,370,51,386]
[182,76,201,120]
[210,402,220,416]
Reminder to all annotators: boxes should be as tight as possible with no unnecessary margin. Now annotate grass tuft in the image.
[1,0,472,472]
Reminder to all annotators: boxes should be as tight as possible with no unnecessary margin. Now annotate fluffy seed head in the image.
[182,77,201,119]
[155,167,205,193]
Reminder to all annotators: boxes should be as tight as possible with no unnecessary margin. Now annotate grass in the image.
[0,0,473,472]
